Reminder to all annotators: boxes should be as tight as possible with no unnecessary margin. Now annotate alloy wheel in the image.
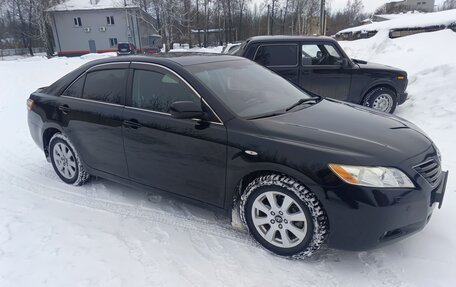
[52,142,77,179]
[251,191,308,248]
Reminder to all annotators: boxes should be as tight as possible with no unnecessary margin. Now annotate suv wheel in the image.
[49,133,90,185]
[240,174,328,258]
[362,87,397,113]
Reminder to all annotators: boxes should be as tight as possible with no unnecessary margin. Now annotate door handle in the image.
[123,119,142,129]
[58,104,70,114]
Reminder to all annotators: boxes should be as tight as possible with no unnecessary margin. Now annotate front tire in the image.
[240,174,328,258]
[49,133,90,186]
[362,87,397,114]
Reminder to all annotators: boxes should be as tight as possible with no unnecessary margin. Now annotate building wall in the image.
[406,0,435,12]
[50,8,156,55]
[388,0,435,12]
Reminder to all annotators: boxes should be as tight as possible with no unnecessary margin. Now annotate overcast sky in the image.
[330,0,445,13]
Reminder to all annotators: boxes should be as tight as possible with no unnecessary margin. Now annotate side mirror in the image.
[170,101,205,119]
[341,58,350,68]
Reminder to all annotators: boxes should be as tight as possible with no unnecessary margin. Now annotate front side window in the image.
[188,59,311,118]
[82,69,127,104]
[302,44,344,66]
[63,75,85,98]
[132,69,200,113]
[254,44,298,66]
[73,17,82,27]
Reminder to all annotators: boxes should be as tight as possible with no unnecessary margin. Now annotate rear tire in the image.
[240,174,328,258]
[49,133,90,186]
[362,87,397,114]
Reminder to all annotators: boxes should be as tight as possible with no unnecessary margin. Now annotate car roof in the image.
[85,53,243,67]
[44,53,245,97]
[245,35,336,43]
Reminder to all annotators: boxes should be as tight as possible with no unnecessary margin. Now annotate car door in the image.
[122,63,227,207]
[253,43,300,85]
[58,62,129,178]
[300,42,352,100]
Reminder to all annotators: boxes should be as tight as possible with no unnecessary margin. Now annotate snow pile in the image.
[340,29,456,168]
[169,46,223,54]
[0,30,456,286]
[338,9,456,34]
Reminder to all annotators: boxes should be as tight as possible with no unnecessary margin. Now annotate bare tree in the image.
[442,0,456,10]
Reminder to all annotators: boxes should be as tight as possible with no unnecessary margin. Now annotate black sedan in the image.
[27,54,448,258]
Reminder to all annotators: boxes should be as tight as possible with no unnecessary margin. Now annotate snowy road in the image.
[1,31,456,287]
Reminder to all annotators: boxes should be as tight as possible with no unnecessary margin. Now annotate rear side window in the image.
[83,69,127,104]
[243,44,258,59]
[63,75,85,98]
[254,44,298,66]
[131,69,200,113]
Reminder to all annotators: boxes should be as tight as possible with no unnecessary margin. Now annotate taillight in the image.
[27,99,35,111]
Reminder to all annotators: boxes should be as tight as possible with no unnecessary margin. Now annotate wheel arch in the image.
[228,164,325,210]
[361,82,397,103]
[42,125,63,159]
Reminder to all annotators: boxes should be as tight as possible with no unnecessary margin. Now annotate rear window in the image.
[254,44,298,66]
[118,43,130,50]
[82,69,127,104]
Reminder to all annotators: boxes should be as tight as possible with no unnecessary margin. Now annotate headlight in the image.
[329,164,415,188]
[435,145,442,162]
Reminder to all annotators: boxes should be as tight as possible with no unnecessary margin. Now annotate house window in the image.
[73,17,82,27]
[107,16,115,25]
[109,38,118,47]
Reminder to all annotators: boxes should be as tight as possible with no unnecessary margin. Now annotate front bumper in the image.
[398,92,408,105]
[320,162,448,251]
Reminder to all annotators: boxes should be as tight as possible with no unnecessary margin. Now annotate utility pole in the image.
[267,4,270,35]
[271,0,275,35]
[319,0,325,35]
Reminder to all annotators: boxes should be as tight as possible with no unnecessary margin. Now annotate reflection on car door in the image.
[122,63,227,207]
[253,43,300,85]
[300,42,352,100]
[59,63,129,177]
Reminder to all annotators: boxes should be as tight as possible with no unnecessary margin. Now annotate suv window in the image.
[302,44,344,66]
[254,44,298,66]
[132,69,200,113]
[82,69,127,104]
[63,75,85,98]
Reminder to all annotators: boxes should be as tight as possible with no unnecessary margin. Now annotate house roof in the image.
[48,0,138,12]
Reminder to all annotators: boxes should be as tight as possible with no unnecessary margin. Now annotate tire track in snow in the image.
[0,153,255,246]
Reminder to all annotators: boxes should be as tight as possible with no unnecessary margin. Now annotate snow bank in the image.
[169,46,223,54]
[340,29,456,169]
[338,9,456,34]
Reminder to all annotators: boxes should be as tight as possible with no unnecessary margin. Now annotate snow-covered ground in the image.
[1,30,455,286]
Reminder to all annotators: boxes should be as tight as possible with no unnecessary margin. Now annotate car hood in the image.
[252,99,432,164]
[353,59,406,75]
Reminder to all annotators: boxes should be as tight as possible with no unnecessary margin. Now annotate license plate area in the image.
[431,170,448,209]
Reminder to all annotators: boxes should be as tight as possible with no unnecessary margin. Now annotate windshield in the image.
[186,60,312,118]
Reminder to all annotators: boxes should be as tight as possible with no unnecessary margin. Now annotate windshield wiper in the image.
[285,96,321,112]
[248,111,286,120]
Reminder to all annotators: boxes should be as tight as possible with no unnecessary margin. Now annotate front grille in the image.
[414,159,442,186]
